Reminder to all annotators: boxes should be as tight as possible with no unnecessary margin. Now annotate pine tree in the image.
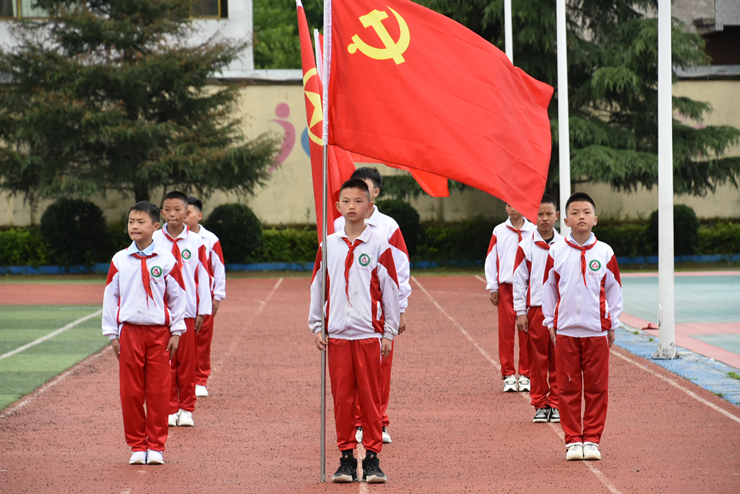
[0,0,279,203]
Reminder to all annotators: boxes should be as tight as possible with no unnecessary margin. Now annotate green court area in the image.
[0,305,108,411]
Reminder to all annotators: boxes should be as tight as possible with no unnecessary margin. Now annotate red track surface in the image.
[1,276,739,493]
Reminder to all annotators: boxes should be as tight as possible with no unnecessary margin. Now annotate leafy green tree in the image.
[422,0,740,196]
[253,0,323,69]
[0,0,279,203]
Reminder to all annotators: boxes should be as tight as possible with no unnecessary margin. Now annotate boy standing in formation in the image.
[485,204,536,392]
[186,197,226,398]
[513,195,563,423]
[153,191,212,428]
[334,167,410,445]
[310,179,400,484]
[103,201,186,465]
[542,192,623,461]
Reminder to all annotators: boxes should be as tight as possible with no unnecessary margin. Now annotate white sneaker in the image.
[566,442,584,461]
[146,450,164,465]
[583,442,601,460]
[168,412,179,427]
[503,375,518,392]
[382,427,392,444]
[518,376,531,392]
[195,385,209,397]
[355,426,363,444]
[177,409,194,427]
[129,451,146,465]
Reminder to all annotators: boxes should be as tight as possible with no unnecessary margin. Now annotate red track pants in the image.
[170,318,196,414]
[527,307,558,409]
[555,334,610,445]
[498,283,529,378]
[195,314,214,386]
[329,338,384,454]
[119,323,171,452]
[355,339,394,428]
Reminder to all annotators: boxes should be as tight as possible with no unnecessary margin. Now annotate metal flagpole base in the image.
[652,344,679,360]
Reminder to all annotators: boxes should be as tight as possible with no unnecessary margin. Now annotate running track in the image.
[0,276,738,493]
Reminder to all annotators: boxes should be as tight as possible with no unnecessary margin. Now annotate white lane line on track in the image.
[472,274,740,425]
[0,309,103,361]
[0,345,112,420]
[414,276,622,494]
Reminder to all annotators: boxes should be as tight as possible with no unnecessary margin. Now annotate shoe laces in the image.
[338,455,356,471]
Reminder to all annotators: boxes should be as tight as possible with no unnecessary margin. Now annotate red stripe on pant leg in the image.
[353,338,384,454]
[518,323,530,377]
[497,283,516,377]
[582,336,610,444]
[144,324,172,452]
[119,323,148,451]
[555,335,584,445]
[328,339,358,452]
[527,307,550,408]
[177,318,197,412]
[380,339,394,428]
[195,314,214,386]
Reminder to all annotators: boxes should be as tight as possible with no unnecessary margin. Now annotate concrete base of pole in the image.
[652,344,679,360]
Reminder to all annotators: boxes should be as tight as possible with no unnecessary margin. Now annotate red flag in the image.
[297,2,355,241]
[327,0,554,220]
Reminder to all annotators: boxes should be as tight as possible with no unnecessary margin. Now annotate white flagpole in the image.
[320,0,332,482]
[556,0,571,237]
[504,0,513,63]
[654,0,678,360]
[314,29,322,84]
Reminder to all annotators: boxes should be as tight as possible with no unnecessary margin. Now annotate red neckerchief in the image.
[163,228,185,269]
[342,237,364,303]
[132,252,158,308]
[507,224,524,243]
[535,240,551,250]
[564,236,597,286]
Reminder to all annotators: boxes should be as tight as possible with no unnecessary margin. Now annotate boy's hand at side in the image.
[314,331,327,351]
[398,313,407,334]
[549,327,557,345]
[167,335,180,359]
[212,299,221,317]
[516,315,528,333]
[110,338,120,360]
[490,291,499,306]
[607,329,615,348]
[195,315,204,334]
[381,338,392,358]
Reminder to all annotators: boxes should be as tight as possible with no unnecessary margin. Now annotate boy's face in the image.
[564,200,598,234]
[162,198,189,229]
[362,178,380,201]
[185,205,203,230]
[537,202,559,234]
[128,210,159,243]
[505,204,522,221]
[336,186,372,225]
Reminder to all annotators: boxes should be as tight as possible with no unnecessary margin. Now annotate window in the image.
[191,0,228,19]
[0,0,47,19]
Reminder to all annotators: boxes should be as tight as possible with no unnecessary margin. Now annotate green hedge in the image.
[253,228,318,263]
[697,223,740,255]
[0,229,53,266]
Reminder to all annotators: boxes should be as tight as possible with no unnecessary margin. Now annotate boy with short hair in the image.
[334,167,410,445]
[542,192,623,462]
[513,195,563,423]
[103,201,186,465]
[310,179,400,484]
[485,204,536,392]
[153,191,212,428]
[185,196,226,398]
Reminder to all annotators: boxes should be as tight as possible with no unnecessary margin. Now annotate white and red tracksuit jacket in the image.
[513,229,564,315]
[102,241,187,340]
[485,218,536,292]
[542,234,623,337]
[309,227,400,340]
[335,205,411,312]
[153,225,212,319]
[195,225,226,302]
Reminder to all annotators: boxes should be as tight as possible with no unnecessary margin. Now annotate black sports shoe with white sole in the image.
[362,451,387,483]
[332,452,358,483]
[549,407,560,423]
[533,407,550,423]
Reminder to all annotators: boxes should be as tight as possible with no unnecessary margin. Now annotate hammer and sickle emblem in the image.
[348,7,410,65]
[303,68,323,145]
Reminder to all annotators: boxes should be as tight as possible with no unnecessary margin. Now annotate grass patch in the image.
[712,391,725,398]
[728,372,740,381]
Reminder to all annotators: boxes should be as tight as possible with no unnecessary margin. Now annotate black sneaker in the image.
[533,407,550,423]
[362,451,387,483]
[549,407,560,423]
[332,452,358,483]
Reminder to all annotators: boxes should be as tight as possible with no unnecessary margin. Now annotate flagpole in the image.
[504,0,513,63]
[320,0,332,483]
[556,0,571,237]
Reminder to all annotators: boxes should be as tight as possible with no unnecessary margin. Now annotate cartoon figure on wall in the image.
[269,103,296,173]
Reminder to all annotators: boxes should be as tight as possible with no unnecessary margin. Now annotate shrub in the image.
[40,199,110,265]
[647,205,700,255]
[697,222,740,255]
[593,223,650,257]
[0,229,53,266]
[254,228,318,262]
[415,217,498,261]
[204,204,262,263]
[375,199,423,256]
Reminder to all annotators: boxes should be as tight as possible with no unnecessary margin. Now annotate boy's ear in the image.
[563,216,570,228]
[593,215,598,226]
[335,201,341,212]
[555,211,560,221]
[154,221,161,230]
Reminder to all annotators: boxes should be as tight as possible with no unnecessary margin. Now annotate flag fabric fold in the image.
[326,0,554,220]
